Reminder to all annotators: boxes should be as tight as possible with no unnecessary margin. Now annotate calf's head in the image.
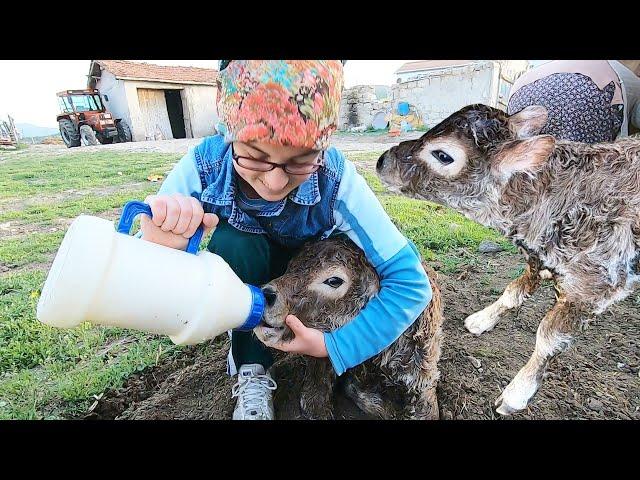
[376,104,555,218]
[254,237,379,347]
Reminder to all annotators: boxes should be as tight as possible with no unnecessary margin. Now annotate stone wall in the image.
[338,85,391,130]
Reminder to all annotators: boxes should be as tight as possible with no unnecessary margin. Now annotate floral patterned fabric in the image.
[215,60,344,150]
[508,72,625,144]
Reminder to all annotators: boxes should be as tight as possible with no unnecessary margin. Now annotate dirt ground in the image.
[10,131,423,157]
[84,251,640,421]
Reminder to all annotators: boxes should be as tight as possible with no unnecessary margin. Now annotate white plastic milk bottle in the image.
[36,201,265,345]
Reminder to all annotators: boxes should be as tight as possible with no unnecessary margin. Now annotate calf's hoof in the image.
[494,395,522,416]
[494,380,536,416]
[464,310,498,335]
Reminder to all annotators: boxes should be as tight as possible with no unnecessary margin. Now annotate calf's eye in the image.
[432,150,454,165]
[323,277,344,288]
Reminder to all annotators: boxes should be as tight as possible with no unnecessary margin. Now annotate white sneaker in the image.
[232,364,277,420]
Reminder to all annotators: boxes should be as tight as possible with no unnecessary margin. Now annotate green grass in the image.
[0,270,181,419]
[335,126,429,136]
[0,232,65,267]
[0,185,160,224]
[334,129,388,137]
[0,146,511,419]
[0,151,178,200]
[358,170,387,194]
[0,148,185,419]
[380,195,510,259]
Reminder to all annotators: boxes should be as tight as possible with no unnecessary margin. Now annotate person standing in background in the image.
[508,60,640,142]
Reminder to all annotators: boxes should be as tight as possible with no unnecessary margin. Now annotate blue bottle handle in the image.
[117,200,204,255]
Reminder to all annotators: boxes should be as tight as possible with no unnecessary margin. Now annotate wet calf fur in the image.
[254,237,444,419]
[377,104,640,415]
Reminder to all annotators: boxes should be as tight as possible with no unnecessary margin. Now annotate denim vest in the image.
[194,135,344,249]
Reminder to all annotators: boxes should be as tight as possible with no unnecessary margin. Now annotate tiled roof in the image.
[94,60,218,85]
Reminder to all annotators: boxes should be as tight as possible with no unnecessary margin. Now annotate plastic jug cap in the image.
[236,284,265,331]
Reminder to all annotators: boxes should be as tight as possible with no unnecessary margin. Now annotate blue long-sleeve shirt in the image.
[156,145,432,375]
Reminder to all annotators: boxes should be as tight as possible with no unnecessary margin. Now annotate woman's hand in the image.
[271,314,328,358]
[140,194,218,250]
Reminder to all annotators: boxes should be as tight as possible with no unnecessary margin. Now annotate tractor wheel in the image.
[80,125,99,146]
[116,121,132,143]
[59,119,80,148]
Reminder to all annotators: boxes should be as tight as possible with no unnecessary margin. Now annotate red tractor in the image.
[56,89,132,148]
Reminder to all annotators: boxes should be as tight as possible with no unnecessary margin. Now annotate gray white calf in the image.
[377,104,640,415]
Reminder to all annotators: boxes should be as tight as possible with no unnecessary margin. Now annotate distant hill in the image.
[16,123,60,138]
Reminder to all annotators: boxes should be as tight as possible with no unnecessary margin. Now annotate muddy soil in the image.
[83,251,640,420]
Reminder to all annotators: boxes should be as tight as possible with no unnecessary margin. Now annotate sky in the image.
[0,60,412,128]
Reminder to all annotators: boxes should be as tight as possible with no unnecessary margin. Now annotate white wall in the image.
[122,81,176,141]
[96,71,131,128]
[182,85,218,138]
[116,80,217,142]
[395,71,429,83]
[391,61,499,127]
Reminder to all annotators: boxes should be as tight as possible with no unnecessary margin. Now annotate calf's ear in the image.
[508,105,548,139]
[492,135,555,180]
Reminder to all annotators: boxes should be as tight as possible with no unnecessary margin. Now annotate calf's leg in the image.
[299,358,336,420]
[343,371,397,419]
[465,258,545,335]
[495,296,584,415]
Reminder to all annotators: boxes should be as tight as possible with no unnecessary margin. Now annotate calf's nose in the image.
[376,152,387,171]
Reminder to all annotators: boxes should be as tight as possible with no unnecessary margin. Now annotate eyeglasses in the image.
[232,148,324,175]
